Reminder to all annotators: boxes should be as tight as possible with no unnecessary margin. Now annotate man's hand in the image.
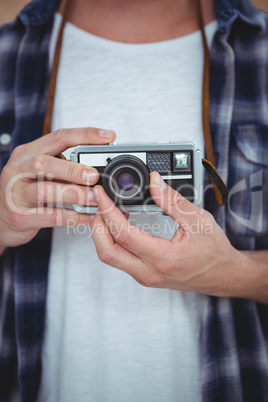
[90,172,268,303]
[0,127,116,254]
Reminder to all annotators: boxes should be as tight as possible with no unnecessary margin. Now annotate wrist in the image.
[224,249,268,303]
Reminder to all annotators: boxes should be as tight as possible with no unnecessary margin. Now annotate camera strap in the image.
[42,0,229,206]
[196,0,229,205]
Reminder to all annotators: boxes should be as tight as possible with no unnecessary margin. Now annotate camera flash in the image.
[174,153,189,168]
[172,151,191,173]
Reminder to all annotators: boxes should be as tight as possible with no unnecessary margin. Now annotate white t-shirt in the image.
[38,14,217,402]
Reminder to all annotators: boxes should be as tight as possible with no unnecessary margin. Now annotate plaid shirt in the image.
[0,0,268,401]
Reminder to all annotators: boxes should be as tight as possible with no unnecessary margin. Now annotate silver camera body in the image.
[70,142,202,213]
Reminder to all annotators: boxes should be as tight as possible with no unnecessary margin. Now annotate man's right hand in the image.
[0,127,116,255]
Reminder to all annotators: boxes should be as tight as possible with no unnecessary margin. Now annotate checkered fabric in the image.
[0,0,267,401]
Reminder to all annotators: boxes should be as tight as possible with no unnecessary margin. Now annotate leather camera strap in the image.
[42,0,71,156]
[196,0,228,205]
[42,0,229,205]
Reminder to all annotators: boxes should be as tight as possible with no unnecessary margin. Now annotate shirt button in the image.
[0,133,11,146]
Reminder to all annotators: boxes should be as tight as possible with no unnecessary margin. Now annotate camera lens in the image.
[111,166,141,199]
[102,155,149,204]
[118,172,134,189]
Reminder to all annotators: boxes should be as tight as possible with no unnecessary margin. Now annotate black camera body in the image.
[70,142,202,213]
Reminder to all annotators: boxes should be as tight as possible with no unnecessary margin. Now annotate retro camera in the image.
[70,142,202,213]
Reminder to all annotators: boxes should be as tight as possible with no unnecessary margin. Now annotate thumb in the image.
[149,171,200,224]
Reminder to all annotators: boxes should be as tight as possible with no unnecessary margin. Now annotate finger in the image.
[11,207,94,229]
[90,214,147,278]
[93,185,170,262]
[24,155,100,185]
[149,171,202,225]
[21,127,116,157]
[23,181,97,207]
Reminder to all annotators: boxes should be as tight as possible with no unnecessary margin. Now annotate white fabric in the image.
[38,14,217,402]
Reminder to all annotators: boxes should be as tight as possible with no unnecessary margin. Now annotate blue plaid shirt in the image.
[0,0,268,401]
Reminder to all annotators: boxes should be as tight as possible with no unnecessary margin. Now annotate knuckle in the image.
[51,128,68,149]
[66,186,88,205]
[84,126,93,137]
[142,273,162,288]
[31,155,47,174]
[67,163,79,182]
[84,126,98,139]
[113,230,128,246]
[98,249,113,266]
[10,144,26,159]
[52,128,65,142]
[66,187,80,204]
[170,191,186,211]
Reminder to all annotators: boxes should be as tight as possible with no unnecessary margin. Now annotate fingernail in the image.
[98,129,115,138]
[155,172,167,191]
[88,190,97,202]
[82,170,99,184]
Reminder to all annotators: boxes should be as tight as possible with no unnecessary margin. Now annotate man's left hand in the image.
[90,172,266,300]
